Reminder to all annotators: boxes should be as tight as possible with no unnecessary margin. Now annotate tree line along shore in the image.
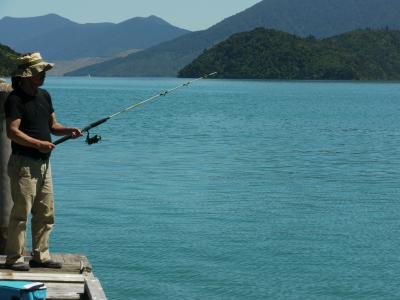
[2,28,400,80]
[178,28,400,80]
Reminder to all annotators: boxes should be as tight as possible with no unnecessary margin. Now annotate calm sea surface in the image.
[42,77,400,299]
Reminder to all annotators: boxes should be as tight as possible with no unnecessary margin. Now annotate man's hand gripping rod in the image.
[54,72,217,145]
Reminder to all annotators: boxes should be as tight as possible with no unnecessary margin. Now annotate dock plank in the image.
[85,276,107,300]
[0,272,85,282]
[46,282,84,300]
[0,253,106,300]
[0,253,92,273]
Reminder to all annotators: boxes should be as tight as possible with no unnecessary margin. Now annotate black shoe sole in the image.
[5,264,30,271]
[29,260,62,269]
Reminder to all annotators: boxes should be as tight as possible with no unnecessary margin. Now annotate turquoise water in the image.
[44,77,400,299]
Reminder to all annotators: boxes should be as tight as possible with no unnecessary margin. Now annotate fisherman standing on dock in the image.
[4,52,82,271]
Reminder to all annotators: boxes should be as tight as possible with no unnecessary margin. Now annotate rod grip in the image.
[53,117,109,146]
[53,135,72,145]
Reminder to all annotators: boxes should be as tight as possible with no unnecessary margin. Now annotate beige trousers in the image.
[6,154,54,264]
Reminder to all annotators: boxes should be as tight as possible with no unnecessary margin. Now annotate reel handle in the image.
[53,117,109,145]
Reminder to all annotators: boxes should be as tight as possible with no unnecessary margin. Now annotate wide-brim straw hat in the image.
[12,52,54,77]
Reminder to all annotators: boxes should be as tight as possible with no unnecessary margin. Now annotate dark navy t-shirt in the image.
[4,88,54,159]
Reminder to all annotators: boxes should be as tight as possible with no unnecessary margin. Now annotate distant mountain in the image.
[178,28,400,80]
[67,0,400,77]
[0,44,19,77]
[0,14,190,60]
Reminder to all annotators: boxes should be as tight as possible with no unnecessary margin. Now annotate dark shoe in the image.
[29,259,62,269]
[5,262,30,271]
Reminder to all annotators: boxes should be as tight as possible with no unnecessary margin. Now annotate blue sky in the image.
[0,0,261,31]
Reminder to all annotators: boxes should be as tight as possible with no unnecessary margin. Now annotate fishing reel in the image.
[85,131,102,145]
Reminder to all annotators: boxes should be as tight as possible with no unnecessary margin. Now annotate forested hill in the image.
[0,44,18,77]
[178,28,400,80]
[67,0,400,77]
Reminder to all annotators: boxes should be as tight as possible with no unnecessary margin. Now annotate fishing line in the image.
[54,72,217,146]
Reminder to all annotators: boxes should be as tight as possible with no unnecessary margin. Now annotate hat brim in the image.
[12,62,54,78]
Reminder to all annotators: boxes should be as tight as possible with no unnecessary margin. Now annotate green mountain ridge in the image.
[0,44,19,77]
[178,28,400,80]
[67,0,400,77]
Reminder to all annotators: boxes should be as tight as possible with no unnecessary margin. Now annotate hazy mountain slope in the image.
[67,0,400,77]
[0,14,190,60]
[0,14,75,46]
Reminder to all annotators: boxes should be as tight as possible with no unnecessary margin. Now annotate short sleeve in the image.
[42,89,54,114]
[4,93,24,120]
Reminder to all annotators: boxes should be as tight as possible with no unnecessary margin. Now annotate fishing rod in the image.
[54,72,217,146]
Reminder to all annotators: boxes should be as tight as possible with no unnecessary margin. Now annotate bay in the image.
[43,77,400,299]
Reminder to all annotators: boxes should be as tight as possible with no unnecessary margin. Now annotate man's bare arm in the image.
[6,117,55,153]
[50,113,82,138]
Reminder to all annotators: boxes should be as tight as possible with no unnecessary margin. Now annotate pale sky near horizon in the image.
[0,0,261,31]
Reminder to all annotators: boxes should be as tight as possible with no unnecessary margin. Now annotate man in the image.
[4,52,82,271]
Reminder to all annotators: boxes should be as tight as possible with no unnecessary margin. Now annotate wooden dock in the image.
[0,253,107,300]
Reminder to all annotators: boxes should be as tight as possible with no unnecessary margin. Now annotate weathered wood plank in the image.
[61,253,92,273]
[46,294,81,300]
[0,253,91,273]
[78,255,93,273]
[63,253,80,265]
[85,276,107,300]
[0,267,83,274]
[0,272,85,282]
[50,253,66,264]
[46,282,84,300]
[0,253,105,299]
